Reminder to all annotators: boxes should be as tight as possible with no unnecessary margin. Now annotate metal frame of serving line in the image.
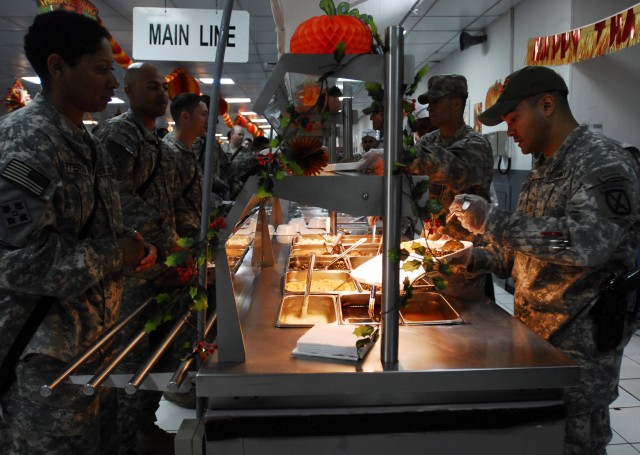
[212,26,409,365]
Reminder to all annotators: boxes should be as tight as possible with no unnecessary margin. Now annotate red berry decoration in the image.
[290,0,373,54]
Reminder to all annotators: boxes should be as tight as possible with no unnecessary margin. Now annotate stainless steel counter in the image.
[197,237,578,410]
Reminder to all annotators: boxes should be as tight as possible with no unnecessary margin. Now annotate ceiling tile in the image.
[429,0,503,16]
[413,16,476,31]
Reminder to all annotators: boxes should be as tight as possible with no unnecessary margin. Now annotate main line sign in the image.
[132,7,250,62]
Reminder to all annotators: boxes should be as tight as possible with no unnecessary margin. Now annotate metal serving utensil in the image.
[338,244,363,293]
[300,253,315,319]
[323,238,368,270]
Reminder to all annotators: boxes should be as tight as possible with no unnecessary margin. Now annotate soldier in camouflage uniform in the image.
[406,75,493,297]
[358,75,493,295]
[0,11,154,455]
[409,74,494,243]
[224,125,258,199]
[93,63,179,455]
[164,93,226,238]
[164,93,208,238]
[451,66,640,454]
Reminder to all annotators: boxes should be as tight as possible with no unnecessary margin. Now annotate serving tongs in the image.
[324,231,345,254]
[338,244,364,293]
[323,237,367,270]
[300,253,315,319]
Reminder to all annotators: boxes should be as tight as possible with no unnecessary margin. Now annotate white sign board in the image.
[132,7,249,62]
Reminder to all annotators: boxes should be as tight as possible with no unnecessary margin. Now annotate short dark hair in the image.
[170,93,203,126]
[253,136,270,150]
[24,11,110,89]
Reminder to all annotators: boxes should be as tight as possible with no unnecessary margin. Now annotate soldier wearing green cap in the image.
[451,65,640,454]
[408,74,494,297]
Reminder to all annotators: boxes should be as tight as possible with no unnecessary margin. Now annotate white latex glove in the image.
[449,194,493,234]
[446,246,472,267]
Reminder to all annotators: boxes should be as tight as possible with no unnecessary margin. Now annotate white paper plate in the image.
[404,238,473,262]
[323,162,361,172]
[350,239,472,287]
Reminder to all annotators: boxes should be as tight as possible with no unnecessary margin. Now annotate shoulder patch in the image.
[1,199,31,227]
[108,132,137,154]
[583,163,634,216]
[1,159,50,197]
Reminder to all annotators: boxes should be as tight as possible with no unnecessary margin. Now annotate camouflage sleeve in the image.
[0,154,122,298]
[96,130,164,236]
[469,243,515,279]
[483,162,640,267]
[408,135,492,193]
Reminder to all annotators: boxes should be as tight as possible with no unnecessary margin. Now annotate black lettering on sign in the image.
[149,23,189,45]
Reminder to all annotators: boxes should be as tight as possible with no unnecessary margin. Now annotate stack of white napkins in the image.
[292,323,376,361]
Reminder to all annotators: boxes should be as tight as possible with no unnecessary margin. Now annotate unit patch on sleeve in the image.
[1,159,50,197]
[1,199,31,228]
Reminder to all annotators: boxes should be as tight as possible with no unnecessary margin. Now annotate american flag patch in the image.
[1,159,50,196]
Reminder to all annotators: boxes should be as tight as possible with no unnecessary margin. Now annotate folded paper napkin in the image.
[292,323,376,361]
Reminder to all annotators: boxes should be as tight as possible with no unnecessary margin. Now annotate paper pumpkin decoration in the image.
[284,137,328,176]
[485,81,503,110]
[165,67,200,100]
[4,79,31,112]
[290,0,373,54]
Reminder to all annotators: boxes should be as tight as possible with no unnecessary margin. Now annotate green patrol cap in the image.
[478,66,569,126]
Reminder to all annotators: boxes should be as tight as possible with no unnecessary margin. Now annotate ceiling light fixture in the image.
[239,111,256,116]
[225,98,251,103]
[22,76,41,84]
[108,97,125,104]
[251,119,269,123]
[199,77,234,84]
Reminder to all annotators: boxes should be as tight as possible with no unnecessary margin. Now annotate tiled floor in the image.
[157,281,640,453]
[494,280,640,454]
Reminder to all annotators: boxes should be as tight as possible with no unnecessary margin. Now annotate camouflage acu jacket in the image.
[409,124,493,241]
[475,125,640,340]
[93,109,179,257]
[162,134,203,238]
[0,95,125,362]
[226,146,258,200]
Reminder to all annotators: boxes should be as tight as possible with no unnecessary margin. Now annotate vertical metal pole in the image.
[342,82,353,160]
[381,26,404,366]
[197,0,235,418]
[329,124,338,162]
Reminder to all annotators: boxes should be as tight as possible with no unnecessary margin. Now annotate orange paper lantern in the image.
[290,1,372,54]
[165,67,200,100]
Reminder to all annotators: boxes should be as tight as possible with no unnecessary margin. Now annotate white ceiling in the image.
[0,0,521,133]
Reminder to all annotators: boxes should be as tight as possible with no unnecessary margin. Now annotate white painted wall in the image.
[569,0,640,148]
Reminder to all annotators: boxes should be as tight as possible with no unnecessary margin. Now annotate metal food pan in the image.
[291,244,336,257]
[346,245,380,257]
[337,292,382,325]
[399,292,464,325]
[276,294,337,328]
[287,256,352,272]
[284,270,358,294]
